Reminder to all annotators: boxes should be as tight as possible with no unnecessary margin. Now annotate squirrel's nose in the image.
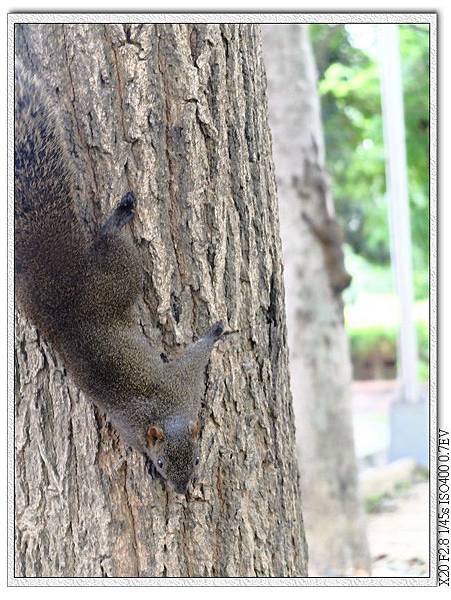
[175,481,189,495]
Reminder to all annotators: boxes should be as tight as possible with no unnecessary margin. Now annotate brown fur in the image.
[302,211,352,295]
[15,61,224,495]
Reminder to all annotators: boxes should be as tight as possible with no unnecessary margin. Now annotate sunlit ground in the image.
[350,362,429,577]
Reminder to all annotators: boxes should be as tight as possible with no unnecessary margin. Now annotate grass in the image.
[364,492,389,513]
[364,478,417,514]
[347,320,429,382]
[343,247,429,381]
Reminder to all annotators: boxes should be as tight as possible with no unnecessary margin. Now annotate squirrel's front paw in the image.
[115,192,136,226]
[101,192,136,234]
[144,455,163,481]
[208,321,225,340]
[118,191,136,213]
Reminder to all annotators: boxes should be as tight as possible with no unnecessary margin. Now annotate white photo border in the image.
[7,11,438,587]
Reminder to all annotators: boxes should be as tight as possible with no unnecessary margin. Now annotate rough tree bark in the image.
[262,24,371,576]
[14,23,308,578]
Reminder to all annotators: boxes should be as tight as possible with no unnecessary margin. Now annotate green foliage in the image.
[343,243,429,379]
[364,492,388,513]
[309,24,429,298]
[343,245,394,303]
[394,479,412,494]
[364,479,413,513]
[348,320,429,382]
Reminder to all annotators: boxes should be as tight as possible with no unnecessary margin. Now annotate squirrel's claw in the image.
[206,321,224,340]
[206,321,239,343]
[144,455,159,480]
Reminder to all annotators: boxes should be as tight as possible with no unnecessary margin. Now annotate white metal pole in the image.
[378,24,419,403]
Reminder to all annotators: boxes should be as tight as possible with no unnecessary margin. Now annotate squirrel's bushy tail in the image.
[14,61,75,237]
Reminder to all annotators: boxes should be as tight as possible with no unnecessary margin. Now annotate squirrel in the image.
[301,211,352,296]
[14,61,225,496]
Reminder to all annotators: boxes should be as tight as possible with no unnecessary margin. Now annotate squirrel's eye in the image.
[195,456,200,466]
[157,458,164,469]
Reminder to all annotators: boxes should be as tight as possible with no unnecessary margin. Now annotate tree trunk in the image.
[262,24,371,576]
[14,23,307,578]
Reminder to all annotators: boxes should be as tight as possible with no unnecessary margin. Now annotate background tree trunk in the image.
[262,24,371,576]
[14,23,307,578]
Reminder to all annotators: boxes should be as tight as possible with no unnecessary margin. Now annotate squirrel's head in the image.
[145,416,201,495]
[142,321,227,494]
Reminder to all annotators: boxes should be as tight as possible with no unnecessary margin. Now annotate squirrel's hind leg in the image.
[84,192,141,320]
[101,192,136,235]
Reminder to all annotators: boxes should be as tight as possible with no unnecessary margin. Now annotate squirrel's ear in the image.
[146,425,164,447]
[189,420,201,439]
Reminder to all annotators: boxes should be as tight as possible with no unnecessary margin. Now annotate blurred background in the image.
[312,23,429,577]
[263,22,430,577]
